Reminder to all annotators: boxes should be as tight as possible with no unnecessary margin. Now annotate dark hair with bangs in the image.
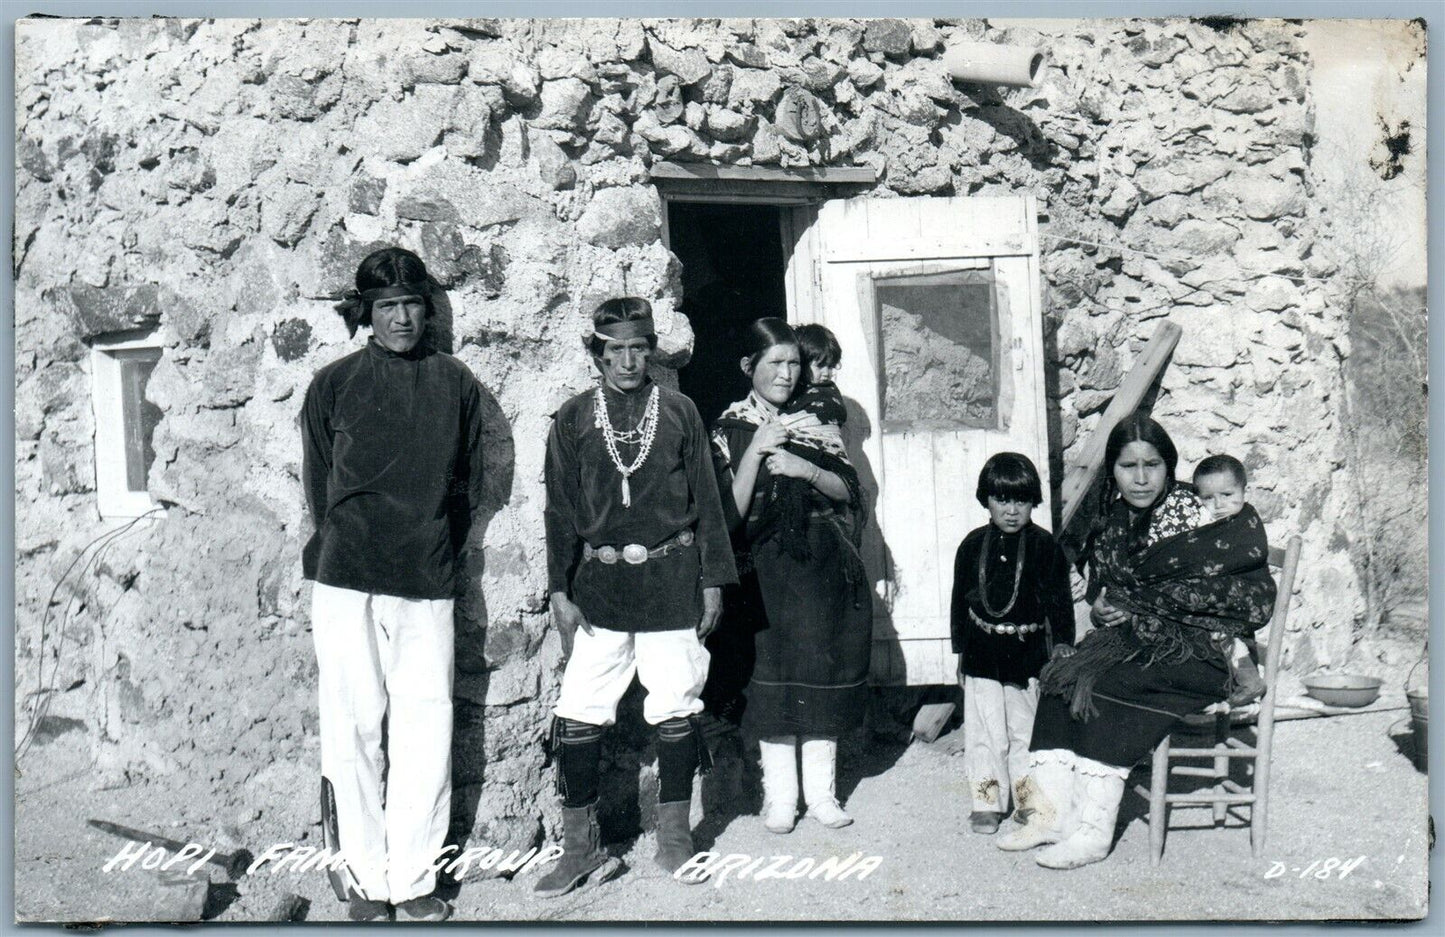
[795,323,842,370]
[355,247,435,328]
[1193,454,1246,489]
[976,452,1043,508]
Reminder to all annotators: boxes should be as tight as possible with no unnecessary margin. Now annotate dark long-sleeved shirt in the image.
[950,521,1075,685]
[301,339,484,600]
[545,382,737,617]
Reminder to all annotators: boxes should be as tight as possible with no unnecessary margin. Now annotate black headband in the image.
[591,316,656,342]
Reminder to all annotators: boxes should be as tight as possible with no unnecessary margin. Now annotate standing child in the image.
[950,453,1075,834]
[1192,455,1268,706]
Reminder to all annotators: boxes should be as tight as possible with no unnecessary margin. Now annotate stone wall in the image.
[14,16,1356,850]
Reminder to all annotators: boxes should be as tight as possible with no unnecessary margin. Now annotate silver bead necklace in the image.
[593,385,660,508]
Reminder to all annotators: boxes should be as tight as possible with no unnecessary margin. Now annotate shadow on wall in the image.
[1040,317,1069,534]
[841,395,899,675]
[425,280,456,354]
[954,85,1060,172]
[441,324,519,872]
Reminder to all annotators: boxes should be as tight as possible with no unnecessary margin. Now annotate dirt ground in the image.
[14,687,1431,925]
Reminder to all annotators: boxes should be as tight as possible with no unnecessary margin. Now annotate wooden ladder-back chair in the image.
[1135,535,1303,864]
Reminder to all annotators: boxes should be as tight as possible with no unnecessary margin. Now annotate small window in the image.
[91,331,164,518]
[869,267,1001,430]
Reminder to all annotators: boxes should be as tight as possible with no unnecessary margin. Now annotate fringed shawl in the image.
[1041,498,1277,719]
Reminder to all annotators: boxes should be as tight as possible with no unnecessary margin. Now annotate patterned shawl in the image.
[713,392,864,564]
[1041,496,1277,719]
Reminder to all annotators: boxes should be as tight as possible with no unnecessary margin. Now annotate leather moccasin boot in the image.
[533,800,622,899]
[996,751,1076,851]
[801,738,854,829]
[654,800,706,884]
[1035,758,1128,870]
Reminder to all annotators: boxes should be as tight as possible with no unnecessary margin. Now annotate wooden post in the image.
[1058,321,1183,532]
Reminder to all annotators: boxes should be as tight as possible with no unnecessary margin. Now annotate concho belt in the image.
[969,606,1042,638]
[583,528,695,566]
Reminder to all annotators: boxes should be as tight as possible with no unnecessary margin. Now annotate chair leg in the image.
[1211,754,1230,825]
[1253,738,1272,858]
[1149,736,1170,865]
[1212,711,1229,826]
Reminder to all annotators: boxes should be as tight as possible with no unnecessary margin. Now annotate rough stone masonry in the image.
[14,16,1359,857]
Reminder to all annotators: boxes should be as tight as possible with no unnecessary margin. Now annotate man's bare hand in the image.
[697,587,722,640]
[551,591,593,659]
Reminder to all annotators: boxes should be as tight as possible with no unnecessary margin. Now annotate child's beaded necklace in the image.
[977,524,1026,618]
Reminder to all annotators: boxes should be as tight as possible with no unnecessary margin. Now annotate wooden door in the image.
[784,196,1050,685]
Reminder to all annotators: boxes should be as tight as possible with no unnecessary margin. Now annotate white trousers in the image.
[961,675,1039,814]
[554,626,709,727]
[311,582,454,903]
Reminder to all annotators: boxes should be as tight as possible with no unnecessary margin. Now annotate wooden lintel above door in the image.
[651,161,877,204]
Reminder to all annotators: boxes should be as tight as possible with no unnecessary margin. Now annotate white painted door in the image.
[784,196,1050,685]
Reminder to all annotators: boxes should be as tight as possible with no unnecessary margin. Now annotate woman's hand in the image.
[768,451,852,501]
[1051,643,1077,660]
[764,449,816,480]
[743,421,790,463]
[1091,590,1129,628]
[731,421,790,515]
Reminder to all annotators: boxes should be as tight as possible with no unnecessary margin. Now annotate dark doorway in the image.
[668,202,788,428]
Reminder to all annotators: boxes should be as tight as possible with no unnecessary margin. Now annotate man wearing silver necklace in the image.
[539,297,738,896]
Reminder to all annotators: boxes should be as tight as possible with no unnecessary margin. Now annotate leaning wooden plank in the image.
[1058,321,1183,531]
[912,701,956,743]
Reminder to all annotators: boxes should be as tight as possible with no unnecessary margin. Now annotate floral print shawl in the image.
[1041,489,1277,719]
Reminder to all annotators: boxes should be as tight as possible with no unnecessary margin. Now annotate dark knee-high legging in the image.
[556,717,703,807]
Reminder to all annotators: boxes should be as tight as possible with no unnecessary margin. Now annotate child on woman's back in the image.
[1193,454,1268,706]
[950,453,1075,834]
[781,323,847,443]
[764,324,853,551]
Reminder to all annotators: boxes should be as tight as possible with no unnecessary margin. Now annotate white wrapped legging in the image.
[311,582,454,904]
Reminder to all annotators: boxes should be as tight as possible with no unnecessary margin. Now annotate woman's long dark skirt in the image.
[1031,653,1230,768]
[739,523,872,738]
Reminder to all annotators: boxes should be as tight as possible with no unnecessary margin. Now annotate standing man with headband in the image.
[301,246,485,922]
[538,297,737,896]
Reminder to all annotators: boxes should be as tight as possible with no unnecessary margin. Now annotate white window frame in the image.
[90,329,165,520]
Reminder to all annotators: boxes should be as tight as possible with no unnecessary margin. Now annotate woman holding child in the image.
[998,412,1276,869]
[709,318,871,833]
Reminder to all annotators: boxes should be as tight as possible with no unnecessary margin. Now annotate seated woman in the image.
[708,318,871,833]
[998,412,1276,869]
